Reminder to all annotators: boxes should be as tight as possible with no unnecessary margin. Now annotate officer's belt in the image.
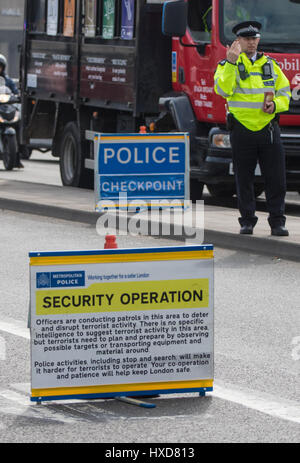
[227,113,278,131]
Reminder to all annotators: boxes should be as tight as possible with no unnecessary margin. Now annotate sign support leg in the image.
[116,396,156,408]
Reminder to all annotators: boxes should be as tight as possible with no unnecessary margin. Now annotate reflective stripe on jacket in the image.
[214,53,291,131]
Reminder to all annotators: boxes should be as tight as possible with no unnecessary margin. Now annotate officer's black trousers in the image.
[230,120,286,228]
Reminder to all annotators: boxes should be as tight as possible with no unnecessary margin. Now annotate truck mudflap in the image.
[158,92,198,140]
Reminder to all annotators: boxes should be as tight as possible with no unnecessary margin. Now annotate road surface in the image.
[0,210,299,443]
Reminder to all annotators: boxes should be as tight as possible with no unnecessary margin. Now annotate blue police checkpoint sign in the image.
[94,133,190,210]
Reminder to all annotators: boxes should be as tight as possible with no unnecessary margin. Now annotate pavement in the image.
[0,176,299,261]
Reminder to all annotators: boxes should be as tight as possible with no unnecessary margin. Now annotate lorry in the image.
[20,0,300,198]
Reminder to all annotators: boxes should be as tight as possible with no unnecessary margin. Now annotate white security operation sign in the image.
[29,245,214,402]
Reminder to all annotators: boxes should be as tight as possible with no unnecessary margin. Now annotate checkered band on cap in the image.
[232,21,262,37]
[236,25,260,37]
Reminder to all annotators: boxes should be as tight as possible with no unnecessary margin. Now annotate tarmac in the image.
[0,178,299,261]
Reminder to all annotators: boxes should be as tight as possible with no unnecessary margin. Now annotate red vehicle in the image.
[20,0,300,197]
[162,0,300,198]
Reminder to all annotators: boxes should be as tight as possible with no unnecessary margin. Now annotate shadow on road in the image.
[29,395,214,424]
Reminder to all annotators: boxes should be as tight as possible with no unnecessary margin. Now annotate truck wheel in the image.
[2,135,17,171]
[59,122,93,188]
[207,184,236,198]
[20,145,32,160]
[190,179,204,202]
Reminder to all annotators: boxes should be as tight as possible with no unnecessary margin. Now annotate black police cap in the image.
[232,21,262,38]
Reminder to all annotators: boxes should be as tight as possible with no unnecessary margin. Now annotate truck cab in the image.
[162,0,300,197]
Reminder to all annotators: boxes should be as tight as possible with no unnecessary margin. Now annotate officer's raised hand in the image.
[227,40,242,64]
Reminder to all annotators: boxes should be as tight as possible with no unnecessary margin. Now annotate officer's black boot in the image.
[240,224,254,234]
[271,226,289,236]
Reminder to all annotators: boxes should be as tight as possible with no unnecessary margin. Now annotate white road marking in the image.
[0,319,30,340]
[212,381,300,425]
[11,383,116,416]
[0,388,86,424]
[1,319,299,425]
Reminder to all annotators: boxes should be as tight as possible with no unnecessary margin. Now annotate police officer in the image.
[214,21,291,236]
[0,54,23,168]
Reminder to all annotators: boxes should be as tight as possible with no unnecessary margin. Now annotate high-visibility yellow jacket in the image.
[214,52,291,131]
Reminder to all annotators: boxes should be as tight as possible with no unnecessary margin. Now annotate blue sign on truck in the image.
[121,0,135,40]
[94,133,189,210]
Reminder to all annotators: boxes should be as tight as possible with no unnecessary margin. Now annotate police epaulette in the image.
[218,59,227,66]
[266,55,279,66]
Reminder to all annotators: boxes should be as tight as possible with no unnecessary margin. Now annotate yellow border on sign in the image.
[30,250,213,266]
[96,202,185,208]
[31,379,213,398]
[99,135,187,142]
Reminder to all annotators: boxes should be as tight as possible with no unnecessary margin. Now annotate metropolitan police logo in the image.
[36,273,51,288]
[36,271,85,288]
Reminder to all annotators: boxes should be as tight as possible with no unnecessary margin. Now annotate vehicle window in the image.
[28,0,47,33]
[63,0,76,37]
[222,0,300,46]
[187,0,212,42]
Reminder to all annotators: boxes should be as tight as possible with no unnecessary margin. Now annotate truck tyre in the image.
[190,179,204,202]
[59,122,93,188]
[20,145,32,160]
[2,135,17,171]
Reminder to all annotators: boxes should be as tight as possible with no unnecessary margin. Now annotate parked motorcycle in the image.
[0,77,20,170]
